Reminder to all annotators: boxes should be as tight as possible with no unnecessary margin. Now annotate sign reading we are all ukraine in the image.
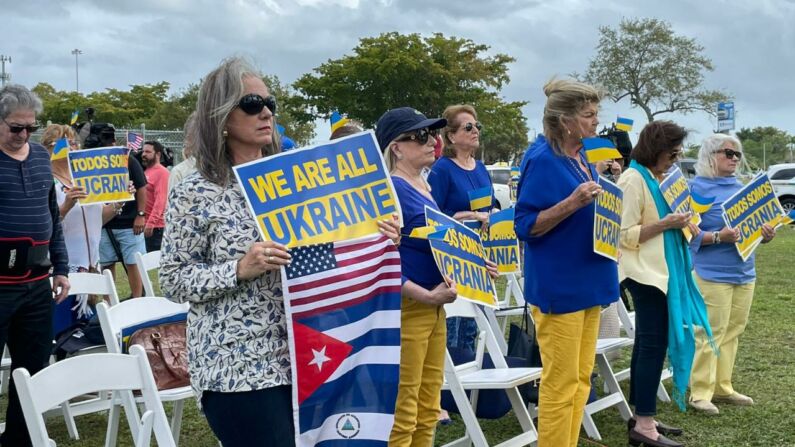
[425,206,498,308]
[483,208,521,274]
[233,131,402,248]
[593,178,622,262]
[722,173,786,261]
[68,146,134,205]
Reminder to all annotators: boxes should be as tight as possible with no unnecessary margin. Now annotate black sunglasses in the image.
[2,118,39,134]
[714,148,742,160]
[237,94,277,116]
[396,128,439,145]
[460,122,483,133]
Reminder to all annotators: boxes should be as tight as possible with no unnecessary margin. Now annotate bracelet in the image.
[712,231,721,244]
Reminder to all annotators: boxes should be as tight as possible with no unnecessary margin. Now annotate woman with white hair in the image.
[688,134,776,414]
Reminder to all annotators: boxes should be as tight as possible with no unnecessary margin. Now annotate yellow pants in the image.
[389,297,446,447]
[532,305,601,447]
[690,275,755,401]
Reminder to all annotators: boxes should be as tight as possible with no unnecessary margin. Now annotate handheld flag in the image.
[70,110,79,126]
[330,110,350,133]
[409,225,451,240]
[51,138,69,161]
[583,137,622,163]
[615,116,634,132]
[690,192,715,214]
[468,186,492,210]
[126,132,143,151]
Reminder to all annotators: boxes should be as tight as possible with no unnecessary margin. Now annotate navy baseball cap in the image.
[375,107,447,150]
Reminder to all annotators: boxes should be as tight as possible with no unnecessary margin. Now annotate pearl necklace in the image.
[565,153,592,184]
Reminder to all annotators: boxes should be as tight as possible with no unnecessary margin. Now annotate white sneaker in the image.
[689,399,720,414]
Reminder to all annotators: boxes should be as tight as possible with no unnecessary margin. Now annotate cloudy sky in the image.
[3,0,794,145]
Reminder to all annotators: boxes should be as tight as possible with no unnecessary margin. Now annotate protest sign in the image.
[722,173,786,261]
[660,165,700,241]
[425,206,498,308]
[67,146,133,205]
[483,208,521,274]
[233,131,401,248]
[593,177,622,262]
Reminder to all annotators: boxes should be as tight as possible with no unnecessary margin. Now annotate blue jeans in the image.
[446,317,478,352]
[625,279,669,416]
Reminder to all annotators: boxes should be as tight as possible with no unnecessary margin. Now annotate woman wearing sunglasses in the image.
[375,107,459,446]
[618,120,714,447]
[687,134,775,415]
[427,105,494,355]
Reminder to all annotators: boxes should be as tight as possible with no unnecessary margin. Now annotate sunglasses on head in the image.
[460,122,483,133]
[2,118,39,134]
[396,128,439,145]
[714,148,742,160]
[237,94,277,116]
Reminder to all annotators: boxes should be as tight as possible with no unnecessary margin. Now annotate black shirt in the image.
[104,155,147,229]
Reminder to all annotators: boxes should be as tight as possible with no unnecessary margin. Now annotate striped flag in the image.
[51,137,69,161]
[408,225,451,240]
[583,137,622,163]
[127,131,143,151]
[283,234,401,446]
[330,110,350,133]
[690,192,715,214]
[70,110,79,125]
[615,116,634,132]
[468,186,492,211]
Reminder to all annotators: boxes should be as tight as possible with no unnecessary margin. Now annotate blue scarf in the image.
[629,160,716,410]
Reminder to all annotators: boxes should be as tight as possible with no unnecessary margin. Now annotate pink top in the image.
[144,163,170,229]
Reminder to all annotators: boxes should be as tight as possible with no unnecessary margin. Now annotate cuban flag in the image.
[283,233,402,446]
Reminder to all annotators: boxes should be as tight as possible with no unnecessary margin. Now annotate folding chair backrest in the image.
[444,299,509,370]
[68,270,120,306]
[97,297,189,354]
[616,298,636,338]
[444,297,479,319]
[13,345,175,447]
[134,251,161,297]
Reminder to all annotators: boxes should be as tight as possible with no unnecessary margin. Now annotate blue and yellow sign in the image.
[425,206,498,308]
[233,131,402,248]
[593,178,623,261]
[68,146,133,205]
[721,173,785,261]
[483,208,520,274]
[660,165,700,241]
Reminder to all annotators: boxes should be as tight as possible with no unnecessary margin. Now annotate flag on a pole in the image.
[468,186,492,211]
[127,131,143,151]
[615,116,634,132]
[330,110,350,133]
[690,192,715,214]
[51,137,69,161]
[583,137,622,163]
[70,110,79,126]
[283,234,402,446]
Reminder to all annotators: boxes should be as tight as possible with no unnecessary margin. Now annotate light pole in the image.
[71,49,82,93]
[0,55,11,87]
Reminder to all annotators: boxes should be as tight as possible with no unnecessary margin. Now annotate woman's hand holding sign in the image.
[236,241,292,280]
[424,279,458,305]
[569,181,602,208]
[378,213,402,247]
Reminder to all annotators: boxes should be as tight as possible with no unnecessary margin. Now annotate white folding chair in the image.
[13,345,176,447]
[97,297,192,446]
[134,251,161,298]
[441,298,541,447]
[581,336,634,440]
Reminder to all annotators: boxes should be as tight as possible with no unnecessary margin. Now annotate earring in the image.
[566,129,571,136]
[397,153,404,160]
[222,130,228,138]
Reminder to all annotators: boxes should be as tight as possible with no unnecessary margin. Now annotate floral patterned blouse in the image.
[159,172,291,399]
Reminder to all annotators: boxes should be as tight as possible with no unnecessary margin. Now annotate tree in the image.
[736,126,795,169]
[294,32,528,161]
[146,82,200,130]
[263,75,315,146]
[582,18,730,122]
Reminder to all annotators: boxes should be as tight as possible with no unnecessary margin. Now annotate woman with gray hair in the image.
[688,134,776,414]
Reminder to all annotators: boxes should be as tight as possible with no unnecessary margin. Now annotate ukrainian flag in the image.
[615,116,633,132]
[409,225,451,240]
[330,110,349,132]
[70,110,79,125]
[51,137,69,161]
[690,192,715,214]
[468,186,492,210]
[583,137,622,163]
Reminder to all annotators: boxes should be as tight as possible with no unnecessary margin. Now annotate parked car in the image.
[676,158,697,179]
[486,164,512,210]
[768,163,795,214]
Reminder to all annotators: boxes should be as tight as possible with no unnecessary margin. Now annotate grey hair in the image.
[194,57,279,186]
[542,78,603,155]
[0,84,43,120]
[695,134,746,177]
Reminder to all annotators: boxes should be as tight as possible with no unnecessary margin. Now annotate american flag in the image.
[283,234,402,446]
[126,131,143,151]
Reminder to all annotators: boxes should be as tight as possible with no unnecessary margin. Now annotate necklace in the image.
[395,167,430,194]
[565,153,592,184]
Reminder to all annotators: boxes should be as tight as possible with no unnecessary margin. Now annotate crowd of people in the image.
[0,55,777,447]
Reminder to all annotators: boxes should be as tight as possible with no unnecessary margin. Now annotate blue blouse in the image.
[393,177,445,290]
[428,156,496,216]
[689,175,756,284]
[514,135,619,314]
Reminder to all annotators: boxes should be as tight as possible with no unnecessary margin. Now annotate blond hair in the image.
[542,78,603,155]
[40,124,77,154]
[441,104,478,158]
[696,134,747,177]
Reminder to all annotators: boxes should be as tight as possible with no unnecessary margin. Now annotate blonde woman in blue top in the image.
[514,79,618,447]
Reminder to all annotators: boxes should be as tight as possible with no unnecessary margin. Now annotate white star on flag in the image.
[308,346,331,371]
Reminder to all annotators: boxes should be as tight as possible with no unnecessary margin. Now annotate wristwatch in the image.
[712,231,721,244]
[137,211,146,217]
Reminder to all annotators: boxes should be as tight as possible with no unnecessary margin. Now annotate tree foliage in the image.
[264,75,315,146]
[583,18,731,122]
[294,32,528,162]
[736,126,795,169]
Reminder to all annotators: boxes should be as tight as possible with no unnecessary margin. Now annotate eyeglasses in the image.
[460,122,483,133]
[396,128,439,145]
[2,118,39,134]
[236,94,277,116]
[714,148,742,160]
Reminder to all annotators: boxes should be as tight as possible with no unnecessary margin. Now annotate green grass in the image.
[4,229,794,446]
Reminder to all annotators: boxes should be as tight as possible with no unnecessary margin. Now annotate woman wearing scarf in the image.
[618,120,714,447]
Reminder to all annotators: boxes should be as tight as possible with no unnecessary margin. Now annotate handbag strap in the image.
[521,302,530,332]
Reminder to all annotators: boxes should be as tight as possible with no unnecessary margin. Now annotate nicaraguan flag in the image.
[468,186,492,211]
[690,192,715,214]
[615,116,634,132]
[283,234,401,446]
[330,110,350,133]
[583,137,622,163]
[51,137,69,161]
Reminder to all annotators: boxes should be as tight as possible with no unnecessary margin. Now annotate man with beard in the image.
[141,141,169,252]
